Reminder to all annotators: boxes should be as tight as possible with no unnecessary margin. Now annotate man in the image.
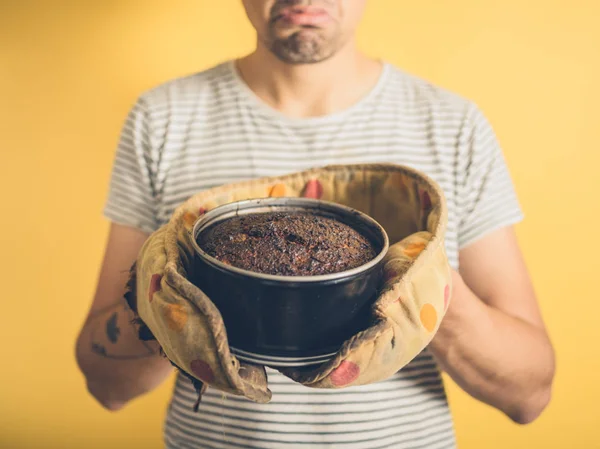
[76,1,555,448]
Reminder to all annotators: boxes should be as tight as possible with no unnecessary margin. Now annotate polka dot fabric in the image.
[132,164,451,401]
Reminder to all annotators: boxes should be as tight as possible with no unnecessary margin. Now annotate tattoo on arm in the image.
[106,312,120,343]
[90,300,157,360]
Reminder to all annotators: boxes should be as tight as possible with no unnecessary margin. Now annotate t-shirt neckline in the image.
[226,59,391,126]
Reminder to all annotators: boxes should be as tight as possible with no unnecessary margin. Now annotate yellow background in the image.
[1,1,599,448]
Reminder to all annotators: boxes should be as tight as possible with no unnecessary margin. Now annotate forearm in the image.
[428,275,555,423]
[76,298,173,410]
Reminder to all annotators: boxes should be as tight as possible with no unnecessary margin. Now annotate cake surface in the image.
[197,212,377,276]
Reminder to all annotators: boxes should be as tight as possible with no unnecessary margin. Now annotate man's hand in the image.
[427,226,555,424]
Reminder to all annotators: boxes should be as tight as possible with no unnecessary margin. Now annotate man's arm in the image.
[75,223,173,411]
[428,226,555,424]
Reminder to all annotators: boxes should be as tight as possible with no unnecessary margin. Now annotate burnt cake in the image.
[197,212,377,276]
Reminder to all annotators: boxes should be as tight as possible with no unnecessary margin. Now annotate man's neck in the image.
[235,41,383,118]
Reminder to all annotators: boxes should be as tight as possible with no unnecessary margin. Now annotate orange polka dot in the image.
[183,211,197,228]
[269,183,287,197]
[403,242,426,258]
[420,304,437,332]
[163,304,188,332]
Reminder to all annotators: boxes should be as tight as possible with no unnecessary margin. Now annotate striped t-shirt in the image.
[104,61,523,449]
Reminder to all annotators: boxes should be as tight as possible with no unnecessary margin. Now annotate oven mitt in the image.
[126,163,451,407]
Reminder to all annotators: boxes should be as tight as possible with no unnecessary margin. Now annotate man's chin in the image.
[266,28,339,64]
[270,48,336,65]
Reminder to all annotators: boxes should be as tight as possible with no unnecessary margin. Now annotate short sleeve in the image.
[457,105,524,249]
[103,98,159,234]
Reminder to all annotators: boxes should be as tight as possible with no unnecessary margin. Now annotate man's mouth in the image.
[272,6,332,27]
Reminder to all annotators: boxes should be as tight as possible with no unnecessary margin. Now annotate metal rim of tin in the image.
[190,197,390,284]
